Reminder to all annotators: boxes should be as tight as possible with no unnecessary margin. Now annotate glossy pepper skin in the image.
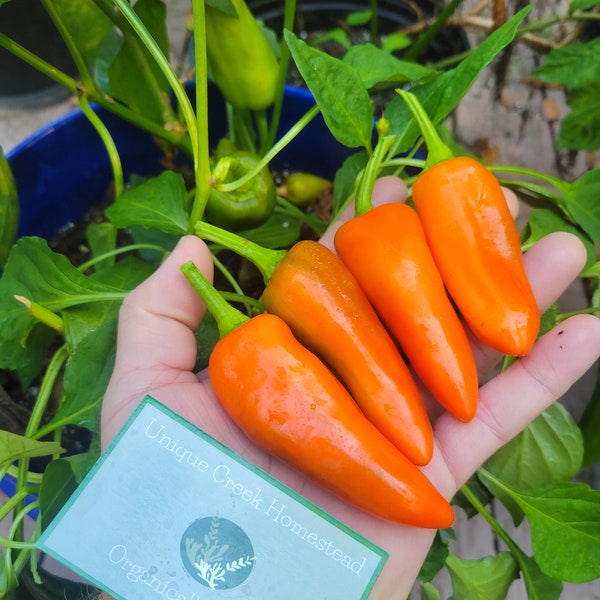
[206,150,276,231]
[205,0,279,111]
[334,203,479,422]
[412,156,539,356]
[208,312,454,528]
[261,240,433,465]
[396,89,539,356]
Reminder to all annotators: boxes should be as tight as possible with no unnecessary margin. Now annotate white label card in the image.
[38,396,387,599]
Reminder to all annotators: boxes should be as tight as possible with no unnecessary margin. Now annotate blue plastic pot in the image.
[8,83,351,239]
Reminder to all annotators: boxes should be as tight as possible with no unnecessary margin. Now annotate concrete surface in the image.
[1,1,598,598]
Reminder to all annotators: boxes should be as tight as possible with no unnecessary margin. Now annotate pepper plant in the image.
[0,1,599,598]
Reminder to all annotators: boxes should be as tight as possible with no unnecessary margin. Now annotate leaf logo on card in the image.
[180,516,256,590]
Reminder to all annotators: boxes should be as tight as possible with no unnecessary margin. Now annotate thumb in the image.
[102,235,213,443]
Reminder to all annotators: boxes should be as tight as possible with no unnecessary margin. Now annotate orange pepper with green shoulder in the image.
[180,260,454,528]
[195,222,433,466]
[397,89,540,357]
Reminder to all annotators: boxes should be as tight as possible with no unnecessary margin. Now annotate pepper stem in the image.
[180,261,249,338]
[195,221,286,283]
[396,89,454,169]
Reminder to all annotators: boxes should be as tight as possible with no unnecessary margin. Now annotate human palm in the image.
[101,177,600,599]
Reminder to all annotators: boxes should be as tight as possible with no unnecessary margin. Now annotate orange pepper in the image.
[181,260,454,528]
[195,223,433,465]
[398,90,540,356]
[334,202,479,422]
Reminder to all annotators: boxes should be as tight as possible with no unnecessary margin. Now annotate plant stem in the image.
[218,104,320,193]
[79,94,124,199]
[488,164,570,196]
[188,0,212,232]
[265,0,297,151]
[180,261,249,337]
[354,120,398,216]
[13,296,64,334]
[460,481,520,554]
[77,243,169,272]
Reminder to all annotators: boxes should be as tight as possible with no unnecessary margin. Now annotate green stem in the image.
[77,243,169,272]
[368,0,379,45]
[487,165,570,196]
[218,104,320,194]
[556,306,600,322]
[255,109,271,157]
[180,261,249,337]
[265,0,297,150]
[210,251,255,315]
[275,197,327,237]
[460,481,521,555]
[396,89,454,168]
[354,119,398,216]
[79,94,124,199]
[188,0,212,232]
[404,0,464,62]
[13,296,64,333]
[195,221,286,284]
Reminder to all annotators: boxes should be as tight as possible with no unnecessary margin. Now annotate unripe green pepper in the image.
[0,147,19,268]
[280,172,332,208]
[206,150,276,231]
[205,0,279,111]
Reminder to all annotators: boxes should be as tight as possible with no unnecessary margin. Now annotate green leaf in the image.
[517,552,563,600]
[484,403,584,493]
[343,44,439,91]
[331,150,369,218]
[107,0,171,124]
[106,170,190,235]
[381,33,412,54]
[521,208,596,268]
[0,431,63,471]
[346,9,372,27]
[86,221,118,271]
[385,6,531,153]
[557,84,600,151]
[445,552,519,600]
[531,37,600,89]
[239,209,301,250]
[419,581,440,600]
[195,311,220,372]
[205,0,237,17]
[0,237,126,371]
[418,529,454,583]
[46,317,118,434]
[480,404,584,526]
[570,0,600,11]
[564,168,600,244]
[284,30,374,150]
[309,28,351,51]
[39,459,79,530]
[515,483,600,583]
[479,470,600,584]
[53,0,113,69]
[579,365,600,467]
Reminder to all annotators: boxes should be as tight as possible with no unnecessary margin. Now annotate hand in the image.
[102,176,600,599]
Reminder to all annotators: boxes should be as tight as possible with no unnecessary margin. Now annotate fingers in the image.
[434,313,600,496]
[102,236,213,445]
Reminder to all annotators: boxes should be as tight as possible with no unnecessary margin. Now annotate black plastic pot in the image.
[0,0,75,108]
[249,0,470,64]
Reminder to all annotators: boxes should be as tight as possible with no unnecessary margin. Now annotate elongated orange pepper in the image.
[334,202,479,422]
[195,222,433,465]
[180,261,454,528]
[397,90,540,356]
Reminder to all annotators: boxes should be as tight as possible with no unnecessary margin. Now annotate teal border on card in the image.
[37,394,388,599]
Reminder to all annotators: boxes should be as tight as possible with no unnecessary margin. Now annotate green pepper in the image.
[206,150,276,231]
[205,0,279,111]
[280,172,332,208]
[0,147,19,268]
